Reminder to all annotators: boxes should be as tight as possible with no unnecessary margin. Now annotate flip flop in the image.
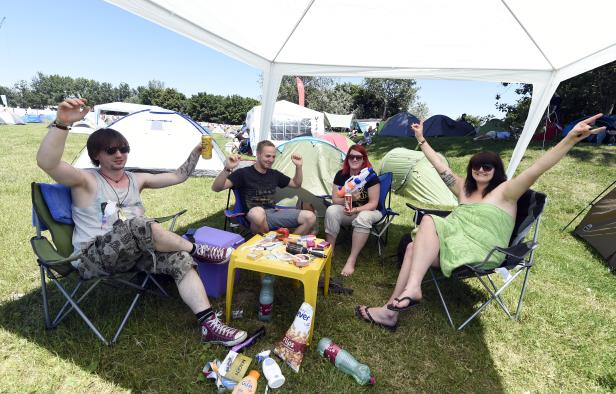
[354,305,397,332]
[386,297,421,312]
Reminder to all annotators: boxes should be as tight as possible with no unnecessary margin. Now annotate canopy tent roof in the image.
[324,112,354,129]
[105,0,616,175]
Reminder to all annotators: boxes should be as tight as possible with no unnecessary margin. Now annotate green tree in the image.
[364,78,422,119]
[152,88,187,112]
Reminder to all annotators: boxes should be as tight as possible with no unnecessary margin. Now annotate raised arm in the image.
[138,144,202,190]
[287,153,303,188]
[411,120,464,197]
[211,154,240,192]
[36,98,91,187]
[503,113,606,202]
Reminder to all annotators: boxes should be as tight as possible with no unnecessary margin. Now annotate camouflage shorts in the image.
[78,217,195,282]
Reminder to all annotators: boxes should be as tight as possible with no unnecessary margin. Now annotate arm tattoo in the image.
[440,170,456,187]
[177,150,200,178]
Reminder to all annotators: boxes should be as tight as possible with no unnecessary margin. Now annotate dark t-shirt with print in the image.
[228,166,291,210]
[333,169,380,207]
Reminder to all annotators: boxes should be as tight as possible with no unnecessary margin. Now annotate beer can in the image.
[344,193,353,212]
[201,135,212,159]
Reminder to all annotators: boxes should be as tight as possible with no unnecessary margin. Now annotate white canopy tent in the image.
[105,0,616,176]
[324,112,354,129]
[245,100,325,146]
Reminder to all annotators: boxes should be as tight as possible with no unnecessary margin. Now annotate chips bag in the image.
[274,302,313,372]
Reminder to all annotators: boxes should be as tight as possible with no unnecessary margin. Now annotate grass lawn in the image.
[0,124,615,393]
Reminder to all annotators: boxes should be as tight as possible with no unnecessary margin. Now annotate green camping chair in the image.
[408,189,547,330]
[30,182,186,345]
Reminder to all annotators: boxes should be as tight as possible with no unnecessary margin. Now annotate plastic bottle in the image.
[316,337,375,385]
[231,370,260,394]
[258,275,274,322]
[262,356,285,389]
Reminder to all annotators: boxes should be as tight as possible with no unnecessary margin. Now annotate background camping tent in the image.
[73,110,225,176]
[573,182,616,270]
[0,110,25,125]
[324,112,354,130]
[380,148,458,211]
[271,136,346,217]
[354,119,379,133]
[423,115,475,137]
[379,112,421,137]
[93,102,166,127]
[246,100,325,149]
[563,115,616,144]
[318,133,353,152]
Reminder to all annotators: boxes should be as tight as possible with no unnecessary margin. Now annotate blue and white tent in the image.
[73,110,225,176]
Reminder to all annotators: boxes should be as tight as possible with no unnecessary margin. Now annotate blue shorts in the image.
[265,208,301,230]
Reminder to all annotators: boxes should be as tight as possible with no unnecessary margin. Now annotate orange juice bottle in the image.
[232,370,259,394]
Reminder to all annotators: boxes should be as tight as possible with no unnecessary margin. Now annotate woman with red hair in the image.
[325,144,382,276]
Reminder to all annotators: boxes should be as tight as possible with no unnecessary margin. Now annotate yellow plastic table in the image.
[225,233,332,344]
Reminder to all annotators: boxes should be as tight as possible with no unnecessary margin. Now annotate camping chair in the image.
[370,172,399,262]
[409,189,547,330]
[30,182,186,345]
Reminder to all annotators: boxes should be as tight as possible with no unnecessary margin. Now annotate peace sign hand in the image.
[566,113,606,143]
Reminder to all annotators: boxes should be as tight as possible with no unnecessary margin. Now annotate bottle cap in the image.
[262,357,285,389]
[248,370,260,380]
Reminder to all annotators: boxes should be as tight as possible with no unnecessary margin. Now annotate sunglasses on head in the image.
[105,146,130,155]
[472,163,495,171]
[348,154,364,161]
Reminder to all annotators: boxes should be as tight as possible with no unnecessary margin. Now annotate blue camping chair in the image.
[30,182,186,345]
[223,188,297,235]
[370,172,399,261]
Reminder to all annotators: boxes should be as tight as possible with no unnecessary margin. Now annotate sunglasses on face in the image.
[348,154,364,161]
[105,146,130,155]
[472,163,495,171]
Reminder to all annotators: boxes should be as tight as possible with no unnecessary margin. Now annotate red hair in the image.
[342,144,372,174]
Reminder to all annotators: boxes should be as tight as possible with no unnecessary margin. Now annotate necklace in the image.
[99,170,125,183]
[99,172,131,221]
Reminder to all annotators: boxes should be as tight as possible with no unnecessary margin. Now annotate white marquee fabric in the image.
[105,0,616,175]
[324,112,354,129]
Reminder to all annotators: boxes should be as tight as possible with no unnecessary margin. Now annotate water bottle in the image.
[316,337,375,385]
[258,275,274,322]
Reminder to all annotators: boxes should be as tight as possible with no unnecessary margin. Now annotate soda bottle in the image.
[316,337,375,385]
[258,275,274,322]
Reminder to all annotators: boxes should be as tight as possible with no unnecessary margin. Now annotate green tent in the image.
[272,136,346,217]
[379,148,458,211]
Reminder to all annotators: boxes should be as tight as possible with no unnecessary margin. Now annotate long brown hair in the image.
[464,151,507,197]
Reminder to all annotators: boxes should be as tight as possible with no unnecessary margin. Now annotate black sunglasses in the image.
[472,163,495,171]
[105,146,130,155]
[348,154,364,161]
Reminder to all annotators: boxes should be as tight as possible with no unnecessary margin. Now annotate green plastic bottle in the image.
[316,337,375,385]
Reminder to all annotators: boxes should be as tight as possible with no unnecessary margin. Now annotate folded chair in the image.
[371,172,399,261]
[30,182,186,345]
[408,189,547,330]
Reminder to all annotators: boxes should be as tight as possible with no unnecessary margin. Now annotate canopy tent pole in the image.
[255,64,283,153]
[506,75,560,178]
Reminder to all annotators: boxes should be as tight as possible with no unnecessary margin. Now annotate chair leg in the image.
[49,277,109,345]
[53,279,98,327]
[429,268,455,328]
[480,275,512,318]
[112,274,150,344]
[40,265,52,329]
[514,267,531,320]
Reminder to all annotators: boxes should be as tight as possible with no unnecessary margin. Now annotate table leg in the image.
[323,254,332,298]
[225,265,236,323]
[302,274,319,345]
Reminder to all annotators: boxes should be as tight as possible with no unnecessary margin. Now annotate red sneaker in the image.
[201,315,247,346]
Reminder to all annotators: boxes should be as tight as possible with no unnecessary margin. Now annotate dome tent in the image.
[423,115,475,137]
[379,148,458,211]
[73,109,225,176]
[380,112,421,137]
[272,136,346,217]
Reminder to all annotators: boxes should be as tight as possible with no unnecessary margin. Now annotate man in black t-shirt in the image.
[212,140,316,235]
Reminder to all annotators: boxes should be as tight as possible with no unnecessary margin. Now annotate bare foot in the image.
[357,305,398,326]
[340,261,355,277]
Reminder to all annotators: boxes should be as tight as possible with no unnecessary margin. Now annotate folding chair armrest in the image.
[493,241,538,260]
[224,210,246,219]
[154,209,187,224]
[31,236,81,266]
[405,202,450,217]
[319,194,333,207]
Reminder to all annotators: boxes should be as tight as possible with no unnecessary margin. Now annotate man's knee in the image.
[247,207,266,222]
[299,210,316,225]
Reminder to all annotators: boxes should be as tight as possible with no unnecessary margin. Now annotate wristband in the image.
[418,139,426,146]
[50,118,73,130]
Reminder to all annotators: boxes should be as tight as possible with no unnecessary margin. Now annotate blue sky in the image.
[0,1,518,118]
